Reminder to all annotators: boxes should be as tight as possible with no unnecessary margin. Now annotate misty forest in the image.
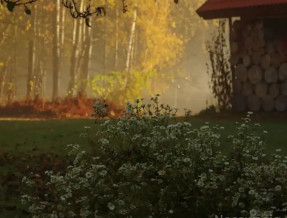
[0,0,213,118]
[1,0,287,217]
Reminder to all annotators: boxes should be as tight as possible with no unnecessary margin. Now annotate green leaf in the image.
[6,2,16,12]
[24,6,31,15]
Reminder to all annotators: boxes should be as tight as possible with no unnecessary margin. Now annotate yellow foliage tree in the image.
[90,0,183,106]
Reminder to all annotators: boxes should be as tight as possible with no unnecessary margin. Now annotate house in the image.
[197,0,287,112]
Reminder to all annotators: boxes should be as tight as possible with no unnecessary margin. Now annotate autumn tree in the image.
[89,0,183,106]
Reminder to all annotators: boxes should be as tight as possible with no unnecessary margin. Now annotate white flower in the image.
[252,156,258,161]
[239,202,245,208]
[183,158,190,163]
[200,125,209,130]
[158,170,166,176]
[99,170,107,176]
[239,187,244,193]
[118,200,125,205]
[107,202,115,210]
[275,185,282,191]
[249,209,257,217]
[85,172,93,178]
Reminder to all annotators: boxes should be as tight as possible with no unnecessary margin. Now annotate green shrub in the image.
[22,96,287,218]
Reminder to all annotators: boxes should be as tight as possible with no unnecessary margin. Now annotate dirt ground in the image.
[0,96,124,119]
[1,97,287,121]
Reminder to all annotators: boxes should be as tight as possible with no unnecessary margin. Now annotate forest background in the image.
[0,0,215,114]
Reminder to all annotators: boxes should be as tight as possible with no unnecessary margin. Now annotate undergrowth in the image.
[22,95,287,218]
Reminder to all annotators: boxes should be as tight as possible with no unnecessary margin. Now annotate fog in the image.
[0,0,216,115]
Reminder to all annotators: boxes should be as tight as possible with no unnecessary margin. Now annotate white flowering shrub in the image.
[91,100,108,118]
[22,96,287,217]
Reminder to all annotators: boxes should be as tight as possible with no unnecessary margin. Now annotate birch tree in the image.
[52,0,61,100]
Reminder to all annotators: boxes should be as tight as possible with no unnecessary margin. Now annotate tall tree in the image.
[79,17,93,96]
[26,9,36,101]
[52,0,61,100]
[67,18,79,96]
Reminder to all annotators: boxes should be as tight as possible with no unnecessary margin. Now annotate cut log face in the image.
[242,82,253,96]
[243,55,251,67]
[255,21,263,30]
[247,94,261,111]
[262,95,274,112]
[261,54,271,70]
[235,64,248,82]
[232,94,247,112]
[255,82,268,98]
[248,65,262,84]
[252,40,262,52]
[269,83,280,98]
[246,23,252,32]
[233,79,242,94]
[230,19,287,112]
[231,42,238,54]
[259,48,265,55]
[258,29,264,42]
[245,37,253,49]
[251,28,258,39]
[264,67,278,83]
[271,54,281,68]
[274,41,283,53]
[278,53,286,63]
[281,82,287,95]
[252,52,262,65]
[233,20,241,31]
[266,43,275,56]
[230,54,239,65]
[230,31,237,41]
[275,95,287,111]
[279,63,287,81]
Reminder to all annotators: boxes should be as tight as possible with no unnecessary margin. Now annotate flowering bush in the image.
[22,96,287,217]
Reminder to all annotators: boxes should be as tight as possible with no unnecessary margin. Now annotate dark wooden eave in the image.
[197,0,287,19]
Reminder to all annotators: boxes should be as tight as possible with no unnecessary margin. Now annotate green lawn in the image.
[0,117,287,216]
[0,119,98,155]
[0,117,286,155]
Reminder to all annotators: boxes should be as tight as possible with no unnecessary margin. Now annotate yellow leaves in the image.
[171,21,176,28]
[29,80,34,88]
[26,21,32,31]
[91,70,158,106]
[0,62,4,67]
[137,0,183,71]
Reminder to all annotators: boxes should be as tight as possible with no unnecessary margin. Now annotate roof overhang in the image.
[197,0,287,19]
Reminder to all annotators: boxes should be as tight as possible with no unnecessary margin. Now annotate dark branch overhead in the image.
[197,0,287,19]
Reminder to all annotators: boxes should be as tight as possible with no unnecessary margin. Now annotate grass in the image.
[0,117,286,155]
[0,119,98,155]
[0,119,100,217]
[0,117,287,217]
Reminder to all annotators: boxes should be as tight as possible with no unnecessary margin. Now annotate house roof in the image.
[197,0,287,19]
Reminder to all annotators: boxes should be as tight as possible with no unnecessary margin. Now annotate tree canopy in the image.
[1,0,179,26]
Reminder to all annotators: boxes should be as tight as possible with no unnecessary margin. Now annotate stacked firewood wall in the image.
[231,19,287,112]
